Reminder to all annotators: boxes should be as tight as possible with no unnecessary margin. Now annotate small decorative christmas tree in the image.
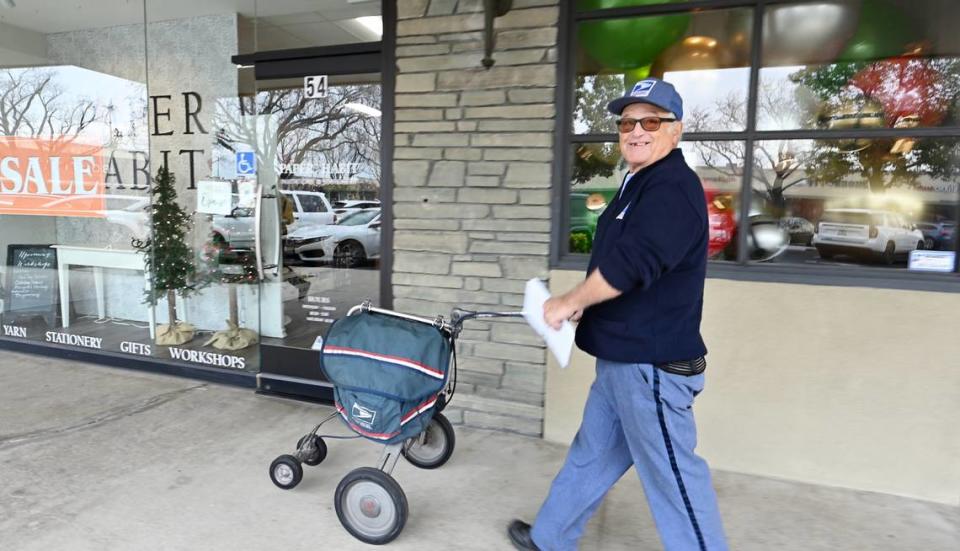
[198,235,260,350]
[132,165,197,345]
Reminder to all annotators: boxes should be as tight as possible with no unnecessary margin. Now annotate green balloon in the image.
[577,1,691,70]
[838,0,920,62]
[622,65,652,92]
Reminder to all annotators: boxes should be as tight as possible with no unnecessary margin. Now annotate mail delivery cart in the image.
[269,301,522,545]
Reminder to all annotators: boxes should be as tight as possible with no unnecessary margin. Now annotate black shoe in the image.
[507,520,540,551]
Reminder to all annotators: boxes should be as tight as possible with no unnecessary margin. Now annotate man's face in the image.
[618,102,683,173]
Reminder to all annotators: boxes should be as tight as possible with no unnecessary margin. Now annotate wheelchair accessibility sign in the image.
[236,152,256,175]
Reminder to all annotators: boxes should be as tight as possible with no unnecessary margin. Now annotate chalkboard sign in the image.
[4,244,59,327]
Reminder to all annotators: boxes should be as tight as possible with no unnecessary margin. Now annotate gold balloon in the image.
[650,36,723,77]
[823,97,885,153]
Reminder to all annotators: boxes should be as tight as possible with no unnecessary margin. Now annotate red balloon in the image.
[849,57,951,127]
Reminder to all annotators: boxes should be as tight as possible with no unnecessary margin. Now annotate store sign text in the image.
[121,341,152,356]
[45,331,103,349]
[148,92,207,190]
[169,347,245,369]
[0,138,106,217]
[2,325,28,338]
[83,92,210,191]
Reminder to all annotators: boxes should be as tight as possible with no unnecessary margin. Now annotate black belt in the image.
[656,357,706,376]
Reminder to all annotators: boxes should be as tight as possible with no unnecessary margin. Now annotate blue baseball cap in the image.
[606,78,684,120]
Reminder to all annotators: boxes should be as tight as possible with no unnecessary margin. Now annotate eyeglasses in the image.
[615,116,677,133]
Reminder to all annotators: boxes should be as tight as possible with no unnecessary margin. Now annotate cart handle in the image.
[450,308,524,327]
[346,302,523,334]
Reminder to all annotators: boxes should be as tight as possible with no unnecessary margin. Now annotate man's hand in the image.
[541,269,621,330]
[544,295,580,330]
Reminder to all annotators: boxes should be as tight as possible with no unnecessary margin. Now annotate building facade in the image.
[1,0,958,504]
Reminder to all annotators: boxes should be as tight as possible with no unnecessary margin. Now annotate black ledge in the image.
[554,256,960,294]
[0,338,258,388]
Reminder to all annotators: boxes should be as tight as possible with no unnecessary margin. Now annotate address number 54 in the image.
[304,75,328,99]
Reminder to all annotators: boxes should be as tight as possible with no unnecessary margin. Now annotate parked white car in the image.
[812,208,925,264]
[211,190,335,248]
[332,199,380,218]
[211,205,257,249]
[285,208,381,267]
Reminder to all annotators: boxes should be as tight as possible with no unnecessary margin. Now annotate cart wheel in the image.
[335,467,408,545]
[402,412,455,470]
[297,434,328,466]
[269,454,303,490]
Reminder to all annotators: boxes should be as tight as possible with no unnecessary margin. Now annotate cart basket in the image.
[321,309,453,445]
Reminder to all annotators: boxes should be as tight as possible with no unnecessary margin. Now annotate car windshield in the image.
[338,210,378,226]
[822,211,874,226]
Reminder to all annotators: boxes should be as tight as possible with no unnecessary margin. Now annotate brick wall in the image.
[393,0,559,436]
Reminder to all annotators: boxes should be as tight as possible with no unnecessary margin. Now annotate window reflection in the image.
[569,141,745,258]
[751,139,958,268]
[0,67,149,218]
[759,0,960,131]
[574,9,753,133]
[220,81,383,351]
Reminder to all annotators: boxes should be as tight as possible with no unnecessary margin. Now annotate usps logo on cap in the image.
[630,79,656,97]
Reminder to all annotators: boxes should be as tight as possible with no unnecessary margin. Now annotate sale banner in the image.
[0,137,106,217]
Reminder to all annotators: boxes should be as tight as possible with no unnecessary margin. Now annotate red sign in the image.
[0,137,106,217]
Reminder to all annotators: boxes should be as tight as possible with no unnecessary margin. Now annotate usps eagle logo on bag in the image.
[631,79,656,97]
[352,402,377,428]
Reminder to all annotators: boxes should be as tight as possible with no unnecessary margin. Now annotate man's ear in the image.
[673,121,684,144]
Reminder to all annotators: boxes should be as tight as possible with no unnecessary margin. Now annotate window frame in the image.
[552,0,960,290]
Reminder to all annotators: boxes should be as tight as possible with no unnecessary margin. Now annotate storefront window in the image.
[575,8,753,134]
[751,138,959,269]
[568,143,619,254]
[568,141,744,259]
[0,2,158,358]
[683,141,745,262]
[240,79,383,355]
[758,0,960,131]
[565,0,960,275]
[136,1,260,371]
[1,0,384,377]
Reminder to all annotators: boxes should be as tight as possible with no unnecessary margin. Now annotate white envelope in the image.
[522,278,575,368]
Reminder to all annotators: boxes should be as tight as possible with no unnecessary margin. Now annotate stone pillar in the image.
[393,0,559,436]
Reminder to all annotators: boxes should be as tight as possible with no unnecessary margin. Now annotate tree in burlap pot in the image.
[132,165,197,345]
[197,233,259,350]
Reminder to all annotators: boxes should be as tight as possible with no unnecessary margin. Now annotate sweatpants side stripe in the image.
[653,368,707,551]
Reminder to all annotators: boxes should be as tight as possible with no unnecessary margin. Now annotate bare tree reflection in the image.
[0,69,98,154]
[213,85,381,186]
[688,83,810,215]
[793,58,960,195]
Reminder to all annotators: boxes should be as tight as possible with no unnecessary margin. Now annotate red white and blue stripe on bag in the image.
[335,395,439,441]
[324,345,445,379]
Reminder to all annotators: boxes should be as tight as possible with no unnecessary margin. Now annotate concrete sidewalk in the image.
[1,350,956,551]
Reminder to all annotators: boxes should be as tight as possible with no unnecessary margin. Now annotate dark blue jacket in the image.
[575,148,708,364]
